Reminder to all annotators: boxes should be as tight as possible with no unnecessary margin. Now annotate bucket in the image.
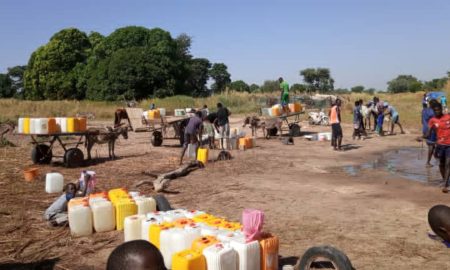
[24,168,39,182]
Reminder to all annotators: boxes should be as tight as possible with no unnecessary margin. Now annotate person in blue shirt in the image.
[422,100,437,167]
[384,102,404,135]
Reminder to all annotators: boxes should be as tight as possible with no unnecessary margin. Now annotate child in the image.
[352,100,362,140]
[44,183,78,226]
[107,240,166,270]
[428,205,450,243]
[203,116,216,149]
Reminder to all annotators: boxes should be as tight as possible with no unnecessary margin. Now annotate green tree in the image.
[351,85,365,93]
[334,88,350,94]
[0,73,13,98]
[387,75,423,93]
[423,78,447,91]
[299,68,334,93]
[290,83,307,93]
[185,58,211,97]
[364,88,376,95]
[249,83,259,92]
[259,80,279,93]
[209,63,231,93]
[6,65,26,98]
[230,80,250,92]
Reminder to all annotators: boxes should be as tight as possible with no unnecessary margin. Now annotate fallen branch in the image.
[135,161,203,192]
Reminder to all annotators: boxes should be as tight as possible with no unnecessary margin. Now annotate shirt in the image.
[206,112,217,123]
[428,114,450,145]
[422,108,435,135]
[185,116,203,135]
[353,105,362,124]
[44,194,68,220]
[330,105,340,124]
[280,81,289,95]
[217,107,230,126]
[441,96,447,106]
[387,106,398,118]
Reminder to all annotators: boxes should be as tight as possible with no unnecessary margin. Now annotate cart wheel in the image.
[64,148,84,168]
[289,124,301,137]
[151,131,163,147]
[298,245,353,270]
[267,127,278,137]
[31,144,52,164]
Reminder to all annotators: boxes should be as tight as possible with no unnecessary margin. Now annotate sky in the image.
[0,0,449,90]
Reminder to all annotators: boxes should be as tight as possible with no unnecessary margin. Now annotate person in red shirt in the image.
[425,101,450,193]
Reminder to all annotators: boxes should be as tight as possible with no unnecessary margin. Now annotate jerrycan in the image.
[149,222,174,249]
[141,214,164,241]
[197,148,208,164]
[172,249,206,270]
[77,117,87,132]
[161,226,201,269]
[203,242,238,270]
[259,234,279,270]
[67,117,76,133]
[115,199,137,231]
[134,196,157,215]
[45,172,64,193]
[68,205,93,237]
[230,237,261,270]
[124,214,145,242]
[191,235,219,253]
[91,200,115,232]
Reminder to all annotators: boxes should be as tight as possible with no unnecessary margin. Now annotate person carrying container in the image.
[279,77,290,114]
[180,111,204,165]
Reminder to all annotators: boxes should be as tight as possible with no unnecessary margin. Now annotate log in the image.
[135,161,203,192]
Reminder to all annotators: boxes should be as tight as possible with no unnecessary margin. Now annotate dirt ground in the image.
[1,117,449,270]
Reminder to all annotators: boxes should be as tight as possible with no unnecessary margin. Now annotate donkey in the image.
[85,126,128,160]
[242,116,283,139]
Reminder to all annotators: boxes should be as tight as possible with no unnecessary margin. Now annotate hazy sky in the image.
[1,0,449,90]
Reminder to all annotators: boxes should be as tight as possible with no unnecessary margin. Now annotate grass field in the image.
[1,82,449,130]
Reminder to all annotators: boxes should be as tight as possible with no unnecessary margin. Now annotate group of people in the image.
[179,102,231,165]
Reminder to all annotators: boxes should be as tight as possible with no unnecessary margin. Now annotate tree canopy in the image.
[209,63,231,93]
[230,80,250,92]
[387,75,422,93]
[299,68,334,93]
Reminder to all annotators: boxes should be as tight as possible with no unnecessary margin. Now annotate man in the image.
[215,103,231,150]
[44,183,78,226]
[374,96,385,135]
[107,240,165,270]
[422,100,437,167]
[425,101,450,193]
[180,111,203,165]
[383,102,405,135]
[330,99,343,151]
[428,205,450,244]
[279,77,289,114]
[204,112,218,149]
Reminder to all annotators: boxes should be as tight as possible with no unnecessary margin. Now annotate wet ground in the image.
[343,147,443,185]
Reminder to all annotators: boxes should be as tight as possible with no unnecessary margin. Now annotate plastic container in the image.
[186,143,197,158]
[229,138,238,150]
[148,110,160,120]
[217,230,245,243]
[108,188,129,205]
[18,118,24,133]
[197,148,208,164]
[191,236,219,253]
[35,118,49,134]
[158,108,166,117]
[68,197,88,210]
[289,103,302,113]
[24,168,39,182]
[141,214,164,241]
[91,200,116,232]
[124,214,145,242]
[30,118,38,134]
[68,205,93,237]
[135,196,157,215]
[77,117,87,132]
[163,209,187,222]
[23,118,30,134]
[115,200,137,231]
[239,138,252,150]
[175,109,186,116]
[260,234,279,270]
[193,213,216,224]
[55,117,66,133]
[161,226,202,269]
[185,210,206,219]
[45,172,64,193]
[149,222,174,249]
[203,242,238,270]
[67,117,76,133]
[261,108,271,116]
[271,105,282,117]
[229,238,261,270]
[172,249,206,270]
[174,218,196,228]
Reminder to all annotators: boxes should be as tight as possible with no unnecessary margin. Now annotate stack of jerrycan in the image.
[108,188,136,231]
[18,117,87,134]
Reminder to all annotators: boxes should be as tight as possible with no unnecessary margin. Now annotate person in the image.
[278,77,289,114]
[330,99,343,150]
[383,102,405,135]
[441,95,448,113]
[180,111,203,165]
[428,205,450,243]
[425,101,450,193]
[44,183,78,226]
[202,104,209,118]
[215,103,231,150]
[150,103,156,110]
[203,113,217,149]
[106,240,165,270]
[422,100,438,167]
[352,100,362,140]
[374,97,385,135]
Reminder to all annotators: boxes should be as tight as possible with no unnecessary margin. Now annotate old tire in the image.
[64,148,84,168]
[151,131,163,147]
[153,194,173,211]
[289,124,301,137]
[31,144,52,164]
[267,127,278,137]
[299,245,353,270]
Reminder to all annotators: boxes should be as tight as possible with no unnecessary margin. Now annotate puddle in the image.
[343,147,442,184]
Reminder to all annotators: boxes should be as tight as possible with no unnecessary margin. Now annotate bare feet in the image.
[426,163,433,168]
[442,187,449,193]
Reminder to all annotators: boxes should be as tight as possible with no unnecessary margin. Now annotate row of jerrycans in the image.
[18,117,87,134]
[123,210,279,270]
[67,190,156,237]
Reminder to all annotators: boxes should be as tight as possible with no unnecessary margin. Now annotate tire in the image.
[151,131,163,147]
[322,117,330,126]
[31,144,52,164]
[298,245,353,270]
[289,124,301,137]
[153,194,173,211]
[64,148,84,168]
[267,127,278,137]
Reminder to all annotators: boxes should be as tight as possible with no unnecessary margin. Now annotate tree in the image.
[423,78,447,91]
[0,73,13,98]
[299,68,334,93]
[290,83,307,93]
[230,80,250,92]
[351,85,365,93]
[259,80,279,93]
[387,75,423,93]
[185,58,211,97]
[6,65,26,98]
[364,88,376,95]
[334,88,350,94]
[249,83,259,92]
[209,63,231,93]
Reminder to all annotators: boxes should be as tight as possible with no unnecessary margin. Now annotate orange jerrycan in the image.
[77,117,87,132]
[172,249,206,270]
[191,236,219,252]
[260,234,279,270]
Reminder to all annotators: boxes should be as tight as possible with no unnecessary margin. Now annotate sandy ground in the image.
[1,116,449,270]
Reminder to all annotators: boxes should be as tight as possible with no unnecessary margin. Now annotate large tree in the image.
[351,85,365,93]
[0,73,13,98]
[387,75,422,93]
[230,80,250,92]
[7,65,26,98]
[209,63,231,93]
[299,68,334,93]
[259,80,279,93]
[290,83,307,93]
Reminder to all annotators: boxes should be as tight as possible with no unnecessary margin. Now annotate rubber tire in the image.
[64,148,84,168]
[31,144,52,164]
[289,124,301,137]
[298,245,353,270]
[153,194,173,211]
[151,131,163,147]
[267,127,278,137]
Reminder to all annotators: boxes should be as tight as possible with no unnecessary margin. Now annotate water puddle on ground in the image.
[343,147,443,185]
